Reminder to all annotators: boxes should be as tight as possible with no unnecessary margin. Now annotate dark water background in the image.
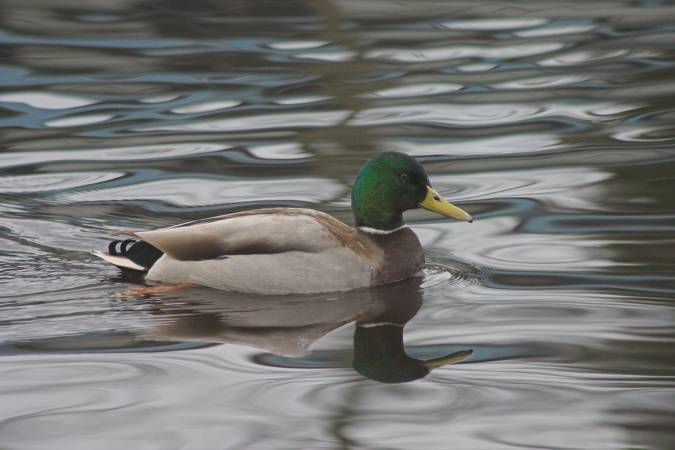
[1,1,675,449]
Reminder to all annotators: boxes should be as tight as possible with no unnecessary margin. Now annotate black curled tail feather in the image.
[108,239,163,271]
[109,239,136,256]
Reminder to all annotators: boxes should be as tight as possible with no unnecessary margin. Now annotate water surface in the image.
[1,1,675,449]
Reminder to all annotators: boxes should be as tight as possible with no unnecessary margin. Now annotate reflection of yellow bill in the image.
[423,349,474,369]
[419,186,473,222]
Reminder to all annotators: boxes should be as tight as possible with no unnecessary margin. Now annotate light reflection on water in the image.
[1,1,675,449]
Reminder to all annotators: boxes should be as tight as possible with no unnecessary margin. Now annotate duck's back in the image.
[140,208,379,294]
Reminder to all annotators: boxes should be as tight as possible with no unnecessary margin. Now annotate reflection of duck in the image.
[92,152,472,294]
[144,287,378,357]
[6,278,473,383]
[148,277,471,383]
[352,279,472,383]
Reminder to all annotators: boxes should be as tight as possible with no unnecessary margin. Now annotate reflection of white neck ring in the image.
[358,322,404,328]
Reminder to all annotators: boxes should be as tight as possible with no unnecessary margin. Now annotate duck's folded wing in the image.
[123,209,348,261]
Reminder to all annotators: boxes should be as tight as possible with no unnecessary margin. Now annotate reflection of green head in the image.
[353,325,430,383]
[352,325,473,383]
[351,152,429,230]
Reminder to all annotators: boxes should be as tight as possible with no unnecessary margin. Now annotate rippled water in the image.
[2,1,675,449]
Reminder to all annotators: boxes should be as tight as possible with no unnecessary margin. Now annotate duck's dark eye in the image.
[399,172,410,183]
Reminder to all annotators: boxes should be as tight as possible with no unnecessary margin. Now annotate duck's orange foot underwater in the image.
[113,283,195,298]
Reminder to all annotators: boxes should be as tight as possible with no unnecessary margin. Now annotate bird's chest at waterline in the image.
[367,228,425,286]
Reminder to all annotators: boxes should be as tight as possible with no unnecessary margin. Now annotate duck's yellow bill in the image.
[423,349,473,369]
[419,186,473,222]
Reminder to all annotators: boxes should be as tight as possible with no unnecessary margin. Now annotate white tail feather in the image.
[91,250,146,271]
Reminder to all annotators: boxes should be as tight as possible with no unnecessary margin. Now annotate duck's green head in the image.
[351,151,472,231]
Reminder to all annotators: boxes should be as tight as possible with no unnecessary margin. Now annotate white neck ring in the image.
[358,224,408,235]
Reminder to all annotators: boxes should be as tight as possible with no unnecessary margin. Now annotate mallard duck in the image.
[92,151,473,294]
